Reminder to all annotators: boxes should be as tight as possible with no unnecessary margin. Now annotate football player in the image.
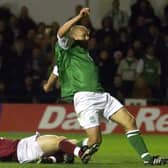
[0,132,96,164]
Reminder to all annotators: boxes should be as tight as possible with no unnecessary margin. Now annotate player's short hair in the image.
[69,25,88,37]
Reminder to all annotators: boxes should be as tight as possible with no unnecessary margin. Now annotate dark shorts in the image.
[0,138,19,162]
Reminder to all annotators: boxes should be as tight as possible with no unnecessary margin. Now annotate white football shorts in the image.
[17,133,44,163]
[74,92,123,129]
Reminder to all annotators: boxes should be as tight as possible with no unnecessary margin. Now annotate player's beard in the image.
[75,40,88,49]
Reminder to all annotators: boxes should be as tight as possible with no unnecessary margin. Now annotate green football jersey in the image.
[55,36,103,101]
[143,57,160,87]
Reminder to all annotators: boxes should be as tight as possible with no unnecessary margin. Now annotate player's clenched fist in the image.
[79,8,90,17]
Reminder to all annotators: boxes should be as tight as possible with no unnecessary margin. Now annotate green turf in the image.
[0,132,167,168]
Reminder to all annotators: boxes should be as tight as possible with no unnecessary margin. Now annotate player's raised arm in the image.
[57,7,90,38]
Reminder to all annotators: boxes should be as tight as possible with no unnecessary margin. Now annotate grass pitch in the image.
[0,132,167,168]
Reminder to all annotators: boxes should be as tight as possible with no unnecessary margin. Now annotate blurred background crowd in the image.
[0,0,167,104]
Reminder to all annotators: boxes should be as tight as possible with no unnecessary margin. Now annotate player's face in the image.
[80,29,90,41]
[72,27,89,49]
[74,27,90,41]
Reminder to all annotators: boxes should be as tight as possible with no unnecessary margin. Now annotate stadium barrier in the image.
[0,104,167,134]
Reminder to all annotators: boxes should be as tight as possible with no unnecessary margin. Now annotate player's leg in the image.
[76,125,102,146]
[76,106,102,146]
[102,93,168,165]
[0,138,19,162]
[76,111,102,163]
[74,92,111,161]
[104,94,150,162]
[37,136,76,164]
[37,134,94,164]
[84,126,102,146]
[37,135,66,155]
[75,126,101,164]
[110,107,152,161]
[109,107,167,165]
[78,126,100,164]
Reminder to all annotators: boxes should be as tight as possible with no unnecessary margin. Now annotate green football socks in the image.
[126,129,153,162]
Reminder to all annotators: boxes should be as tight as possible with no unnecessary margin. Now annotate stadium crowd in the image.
[0,0,167,104]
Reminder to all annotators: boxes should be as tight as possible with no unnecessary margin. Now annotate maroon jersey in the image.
[0,138,20,162]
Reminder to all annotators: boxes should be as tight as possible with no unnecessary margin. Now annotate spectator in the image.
[117,47,138,98]
[36,22,46,37]
[18,6,36,38]
[0,19,14,47]
[130,0,159,26]
[0,81,7,102]
[50,34,58,56]
[5,38,27,102]
[0,33,7,77]
[9,15,20,39]
[21,75,36,103]
[130,15,148,43]
[118,27,130,51]
[29,46,48,80]
[24,28,36,54]
[132,40,144,59]
[112,50,123,74]
[160,34,168,80]
[157,33,168,103]
[163,5,168,34]
[0,6,12,22]
[96,16,119,50]
[98,49,115,91]
[80,15,95,35]
[105,0,128,31]
[75,4,83,16]
[109,74,125,103]
[136,45,161,99]
[69,4,83,25]
[34,33,44,48]
[144,23,162,46]
[49,22,60,37]
[0,33,12,84]
[88,36,99,64]
[132,76,152,99]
